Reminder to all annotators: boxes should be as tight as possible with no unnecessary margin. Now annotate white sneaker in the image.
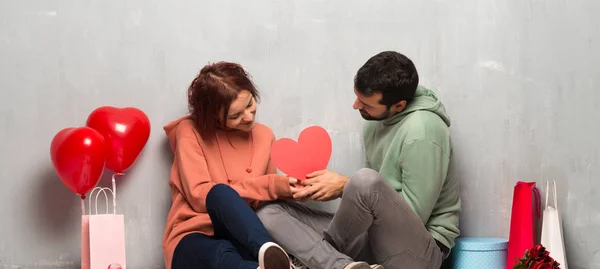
[290,255,309,269]
[258,242,291,269]
[344,262,370,269]
[343,262,383,269]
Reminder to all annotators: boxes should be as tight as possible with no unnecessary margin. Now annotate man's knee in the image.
[256,203,287,230]
[346,168,387,194]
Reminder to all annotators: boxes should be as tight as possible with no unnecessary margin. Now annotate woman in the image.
[162,62,294,269]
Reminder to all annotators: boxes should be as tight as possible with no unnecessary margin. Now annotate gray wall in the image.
[1,0,599,268]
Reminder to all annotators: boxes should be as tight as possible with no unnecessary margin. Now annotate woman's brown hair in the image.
[187,62,260,138]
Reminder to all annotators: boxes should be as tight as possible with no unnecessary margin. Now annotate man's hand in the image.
[292,170,349,201]
[288,177,310,202]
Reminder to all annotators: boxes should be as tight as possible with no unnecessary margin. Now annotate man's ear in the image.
[390,100,407,113]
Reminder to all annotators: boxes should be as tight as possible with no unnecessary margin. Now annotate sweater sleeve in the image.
[175,127,215,213]
[266,134,278,174]
[175,125,291,213]
[397,139,450,223]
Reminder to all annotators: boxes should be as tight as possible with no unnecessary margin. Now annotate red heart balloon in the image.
[271,126,332,180]
[50,127,106,196]
[86,106,151,173]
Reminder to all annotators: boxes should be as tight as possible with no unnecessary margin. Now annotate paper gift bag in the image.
[82,187,127,269]
[541,180,568,269]
[506,181,541,269]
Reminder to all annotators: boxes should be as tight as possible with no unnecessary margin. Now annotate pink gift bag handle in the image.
[83,187,117,215]
[80,173,121,216]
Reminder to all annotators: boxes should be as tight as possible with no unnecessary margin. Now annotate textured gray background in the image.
[1,0,598,268]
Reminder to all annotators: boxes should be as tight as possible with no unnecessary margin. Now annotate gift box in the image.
[451,237,508,269]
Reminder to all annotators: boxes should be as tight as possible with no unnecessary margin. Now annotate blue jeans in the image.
[172,184,273,269]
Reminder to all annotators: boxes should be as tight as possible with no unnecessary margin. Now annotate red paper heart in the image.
[271,126,332,180]
[50,127,106,196]
[86,106,151,173]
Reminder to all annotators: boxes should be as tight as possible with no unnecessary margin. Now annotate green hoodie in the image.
[363,86,461,249]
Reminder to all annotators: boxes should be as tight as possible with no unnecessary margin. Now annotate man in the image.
[257,51,461,269]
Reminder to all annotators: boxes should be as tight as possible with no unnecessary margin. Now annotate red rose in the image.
[541,255,554,263]
[529,245,542,259]
[513,244,560,269]
[527,248,537,259]
[536,245,548,258]
[532,261,553,269]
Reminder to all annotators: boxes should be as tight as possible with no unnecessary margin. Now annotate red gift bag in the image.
[506,181,541,268]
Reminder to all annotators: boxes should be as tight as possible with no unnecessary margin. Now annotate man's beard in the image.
[359,109,391,121]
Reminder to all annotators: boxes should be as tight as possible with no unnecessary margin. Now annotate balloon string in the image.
[81,196,85,215]
[112,173,123,214]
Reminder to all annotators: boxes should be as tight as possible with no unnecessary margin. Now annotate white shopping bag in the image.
[541,180,568,269]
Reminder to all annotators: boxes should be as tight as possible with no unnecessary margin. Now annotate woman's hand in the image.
[288,177,310,202]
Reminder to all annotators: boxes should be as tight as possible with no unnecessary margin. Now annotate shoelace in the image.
[290,256,308,269]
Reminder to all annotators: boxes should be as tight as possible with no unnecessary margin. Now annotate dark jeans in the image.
[172,184,273,269]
